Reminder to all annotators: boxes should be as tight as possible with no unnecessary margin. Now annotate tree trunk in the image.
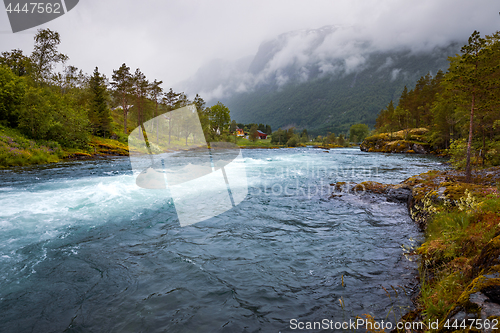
[465,92,475,183]
[123,107,127,134]
[123,96,128,134]
[155,102,158,144]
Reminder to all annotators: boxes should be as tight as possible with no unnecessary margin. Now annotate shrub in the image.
[286,135,298,147]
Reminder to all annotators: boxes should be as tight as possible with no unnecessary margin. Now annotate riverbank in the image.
[1,126,354,168]
[0,125,130,168]
[331,167,500,331]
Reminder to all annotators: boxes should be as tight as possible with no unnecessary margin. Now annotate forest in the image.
[0,28,244,166]
[374,30,500,180]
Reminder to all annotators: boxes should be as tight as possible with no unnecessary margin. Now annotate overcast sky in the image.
[0,0,499,97]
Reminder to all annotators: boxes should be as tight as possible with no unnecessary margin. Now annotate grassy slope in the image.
[406,169,500,331]
[0,125,63,167]
[0,124,130,168]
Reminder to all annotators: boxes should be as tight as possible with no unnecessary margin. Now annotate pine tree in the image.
[88,67,112,137]
[132,68,149,128]
[111,63,133,133]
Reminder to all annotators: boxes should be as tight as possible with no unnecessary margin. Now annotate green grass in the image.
[417,188,500,328]
[0,125,63,167]
[234,137,282,148]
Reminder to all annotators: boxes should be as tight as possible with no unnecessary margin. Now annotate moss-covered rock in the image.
[360,128,435,154]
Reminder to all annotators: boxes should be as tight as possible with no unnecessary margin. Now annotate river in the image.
[0,147,446,332]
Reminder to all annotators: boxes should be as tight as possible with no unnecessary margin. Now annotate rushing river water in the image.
[0,148,446,332]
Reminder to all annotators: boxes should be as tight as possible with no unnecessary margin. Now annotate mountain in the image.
[180,26,461,136]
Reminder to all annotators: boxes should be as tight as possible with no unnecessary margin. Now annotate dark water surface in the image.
[0,148,446,332]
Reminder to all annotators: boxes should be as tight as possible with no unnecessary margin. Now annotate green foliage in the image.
[286,135,298,147]
[88,67,112,137]
[349,123,369,143]
[447,139,468,169]
[271,128,286,144]
[209,101,231,137]
[485,140,500,166]
[372,30,500,170]
[0,65,25,127]
[248,124,258,142]
[300,129,308,143]
[111,63,133,133]
[30,28,68,83]
[132,68,149,126]
[0,49,32,77]
[337,134,345,146]
[0,125,62,167]
[230,119,237,132]
[322,132,337,145]
[0,29,236,166]
[18,85,89,148]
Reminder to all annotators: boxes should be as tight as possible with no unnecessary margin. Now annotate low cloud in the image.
[179,24,463,101]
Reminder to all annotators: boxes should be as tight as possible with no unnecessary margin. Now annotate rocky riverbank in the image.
[330,167,500,332]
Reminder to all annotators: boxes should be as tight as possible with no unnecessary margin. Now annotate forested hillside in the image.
[0,29,235,166]
[222,44,458,136]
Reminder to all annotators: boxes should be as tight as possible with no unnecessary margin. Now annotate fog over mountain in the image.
[180,25,462,102]
[178,25,462,133]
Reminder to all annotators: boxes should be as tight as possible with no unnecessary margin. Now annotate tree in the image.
[161,88,180,144]
[375,100,397,134]
[230,120,237,133]
[19,86,53,139]
[448,31,489,182]
[0,49,32,77]
[337,134,345,146]
[132,68,149,127]
[249,124,258,142]
[349,123,370,143]
[328,132,337,145]
[271,128,286,145]
[0,65,26,127]
[163,88,180,111]
[88,67,111,137]
[30,29,68,83]
[149,79,163,142]
[192,94,210,142]
[111,63,133,133]
[60,65,86,93]
[300,129,308,143]
[287,135,299,147]
[209,102,231,138]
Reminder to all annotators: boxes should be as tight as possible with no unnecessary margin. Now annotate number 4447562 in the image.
[5,2,62,14]
[444,318,498,330]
